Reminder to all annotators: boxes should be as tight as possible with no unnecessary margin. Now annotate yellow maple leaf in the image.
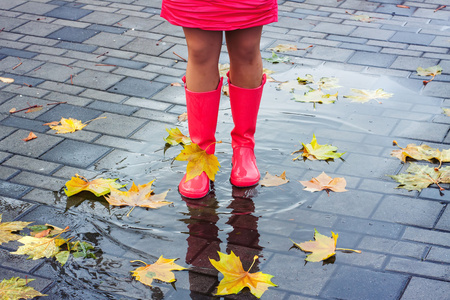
[210,251,277,298]
[48,117,86,134]
[11,236,64,260]
[0,277,47,300]
[104,180,171,210]
[292,229,360,262]
[259,171,289,187]
[343,88,393,103]
[0,215,32,245]
[64,174,124,197]
[164,127,191,145]
[130,256,186,287]
[299,172,347,195]
[175,143,220,182]
[292,134,345,161]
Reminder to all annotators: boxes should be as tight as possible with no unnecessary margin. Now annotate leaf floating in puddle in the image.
[391,141,450,168]
[0,215,32,246]
[292,229,361,262]
[299,172,347,195]
[0,277,47,300]
[293,89,338,106]
[104,180,171,210]
[64,174,124,197]
[265,51,290,64]
[210,251,277,298]
[297,75,341,90]
[164,127,191,146]
[389,163,450,191]
[131,256,186,287]
[260,171,289,187]
[343,88,393,103]
[292,134,345,161]
[416,65,442,85]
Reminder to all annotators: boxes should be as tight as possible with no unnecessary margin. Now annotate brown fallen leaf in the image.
[396,5,410,8]
[9,108,16,113]
[0,77,14,84]
[259,171,289,187]
[299,172,347,195]
[171,82,182,87]
[25,106,43,113]
[178,112,187,122]
[22,132,37,142]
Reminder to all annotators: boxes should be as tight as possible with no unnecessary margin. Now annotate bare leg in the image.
[183,27,223,92]
[225,26,263,88]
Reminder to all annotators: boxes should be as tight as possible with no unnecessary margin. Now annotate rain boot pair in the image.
[178,74,266,199]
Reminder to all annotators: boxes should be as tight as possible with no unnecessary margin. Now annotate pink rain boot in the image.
[178,76,223,199]
[228,73,266,187]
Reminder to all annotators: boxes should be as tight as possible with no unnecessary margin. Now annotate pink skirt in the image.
[160,0,278,31]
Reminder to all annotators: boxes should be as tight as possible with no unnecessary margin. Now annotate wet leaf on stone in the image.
[0,215,32,245]
[0,77,14,84]
[175,142,221,181]
[343,88,393,103]
[0,277,47,300]
[131,256,186,287]
[299,172,347,195]
[178,112,188,122]
[391,141,450,168]
[293,89,338,106]
[164,127,191,146]
[64,174,124,197]
[29,224,65,238]
[22,132,37,142]
[442,108,450,116]
[297,75,341,90]
[292,134,345,161]
[12,235,64,260]
[265,51,290,64]
[351,14,374,22]
[269,44,297,52]
[47,117,87,134]
[105,180,171,210]
[292,229,360,262]
[260,171,289,187]
[389,163,450,191]
[210,251,277,298]
[416,65,442,85]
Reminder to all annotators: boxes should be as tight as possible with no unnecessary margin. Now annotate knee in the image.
[187,44,219,66]
[229,42,261,65]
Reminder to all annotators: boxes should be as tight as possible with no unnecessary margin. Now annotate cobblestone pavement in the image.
[1,0,450,299]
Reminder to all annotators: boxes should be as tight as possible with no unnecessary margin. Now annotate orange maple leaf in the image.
[22,132,37,142]
[104,180,171,209]
[64,174,124,197]
[175,143,220,181]
[130,256,186,287]
[210,251,277,298]
[299,172,347,195]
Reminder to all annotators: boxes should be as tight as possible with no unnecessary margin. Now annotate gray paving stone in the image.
[312,22,356,35]
[0,48,38,59]
[0,129,63,158]
[376,4,416,16]
[79,89,127,103]
[426,246,450,264]
[69,69,124,90]
[0,125,16,140]
[435,206,450,230]
[0,179,31,198]
[107,77,166,98]
[339,0,379,11]
[3,155,60,175]
[401,277,450,300]
[12,2,58,14]
[47,26,99,43]
[45,6,93,21]
[339,43,382,52]
[84,31,135,49]
[29,62,84,82]
[132,108,179,123]
[358,236,426,259]
[391,119,449,142]
[43,92,93,106]
[52,166,99,179]
[94,135,147,152]
[112,67,158,81]
[123,97,171,111]
[372,195,444,227]
[0,1,26,10]
[350,27,396,40]
[0,196,34,221]
[26,44,67,56]
[40,139,111,168]
[334,216,404,238]
[84,112,147,137]
[0,117,50,133]
[102,57,147,69]
[348,51,396,67]
[11,171,66,191]
[321,265,408,300]
[12,22,62,40]
[79,11,126,25]
[390,31,436,46]
[386,257,450,280]
[423,81,450,98]
[36,103,102,123]
[403,226,450,247]
[87,100,138,116]
[86,24,128,34]
[122,37,173,56]
[18,35,59,46]
[56,41,98,53]
[305,45,355,62]
[0,165,18,180]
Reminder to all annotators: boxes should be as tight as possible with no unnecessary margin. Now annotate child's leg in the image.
[179,28,223,199]
[225,26,266,187]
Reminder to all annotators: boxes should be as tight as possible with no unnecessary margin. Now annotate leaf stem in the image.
[130,259,148,265]
[246,255,259,272]
[336,248,361,253]
[126,206,135,217]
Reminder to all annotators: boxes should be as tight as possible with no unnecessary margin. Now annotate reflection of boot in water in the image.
[181,194,220,298]
[227,186,262,273]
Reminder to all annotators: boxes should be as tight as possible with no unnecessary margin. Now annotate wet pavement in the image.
[1,0,450,299]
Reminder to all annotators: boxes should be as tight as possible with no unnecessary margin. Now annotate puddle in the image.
[23,64,446,299]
